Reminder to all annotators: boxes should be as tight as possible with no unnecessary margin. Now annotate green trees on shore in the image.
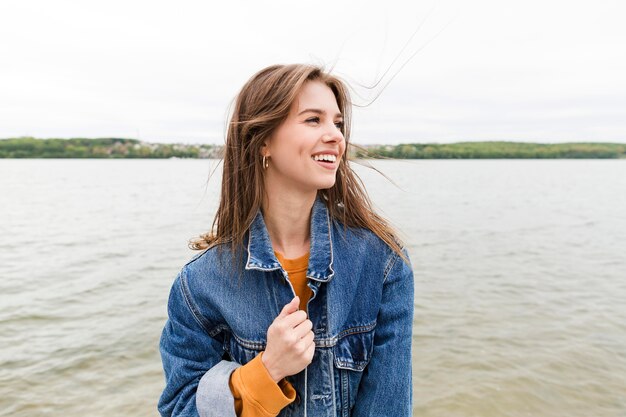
[353,141,626,159]
[0,137,219,158]
[1,137,625,159]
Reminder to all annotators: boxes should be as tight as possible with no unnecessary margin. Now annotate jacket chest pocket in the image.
[333,328,375,416]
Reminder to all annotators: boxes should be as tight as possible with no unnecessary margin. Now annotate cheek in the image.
[273,145,311,170]
[291,143,311,160]
[339,139,347,157]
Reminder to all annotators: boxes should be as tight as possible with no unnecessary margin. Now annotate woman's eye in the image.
[305,117,343,130]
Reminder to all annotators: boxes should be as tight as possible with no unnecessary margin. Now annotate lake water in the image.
[1,159,625,416]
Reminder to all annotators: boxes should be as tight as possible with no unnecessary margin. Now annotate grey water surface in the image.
[0,159,625,417]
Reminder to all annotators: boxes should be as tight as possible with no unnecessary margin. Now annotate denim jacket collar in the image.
[244,196,335,282]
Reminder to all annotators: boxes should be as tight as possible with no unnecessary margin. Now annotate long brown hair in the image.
[190,64,407,263]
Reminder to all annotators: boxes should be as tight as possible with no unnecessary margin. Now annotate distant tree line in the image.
[2,137,625,159]
[354,141,626,159]
[0,137,220,158]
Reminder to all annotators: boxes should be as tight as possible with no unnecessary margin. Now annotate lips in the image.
[311,150,339,157]
[310,149,341,171]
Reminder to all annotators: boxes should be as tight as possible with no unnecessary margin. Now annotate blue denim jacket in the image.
[158,197,414,417]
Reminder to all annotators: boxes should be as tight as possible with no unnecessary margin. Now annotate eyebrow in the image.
[298,108,343,118]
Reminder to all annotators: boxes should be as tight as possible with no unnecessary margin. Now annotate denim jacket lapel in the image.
[306,197,335,282]
[244,196,335,282]
[244,209,281,272]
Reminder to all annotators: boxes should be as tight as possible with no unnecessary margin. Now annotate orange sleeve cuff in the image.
[229,352,296,417]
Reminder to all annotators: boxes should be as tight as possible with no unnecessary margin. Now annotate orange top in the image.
[228,251,312,417]
[275,251,312,312]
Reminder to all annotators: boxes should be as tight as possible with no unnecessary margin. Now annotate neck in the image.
[262,189,316,259]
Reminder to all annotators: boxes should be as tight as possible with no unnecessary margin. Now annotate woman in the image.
[158,64,414,417]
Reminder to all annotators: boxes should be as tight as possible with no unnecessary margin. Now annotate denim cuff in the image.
[197,360,242,417]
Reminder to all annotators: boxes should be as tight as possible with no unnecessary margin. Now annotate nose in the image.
[322,124,344,143]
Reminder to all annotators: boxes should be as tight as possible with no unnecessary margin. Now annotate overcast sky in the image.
[1,0,625,145]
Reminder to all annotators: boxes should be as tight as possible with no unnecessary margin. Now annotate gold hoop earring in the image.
[263,155,269,169]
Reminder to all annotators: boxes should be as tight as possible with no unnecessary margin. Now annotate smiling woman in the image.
[157,64,414,417]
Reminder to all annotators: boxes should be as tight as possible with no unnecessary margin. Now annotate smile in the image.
[312,154,337,162]
[311,154,338,170]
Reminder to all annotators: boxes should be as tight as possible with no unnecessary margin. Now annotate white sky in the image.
[1,0,625,145]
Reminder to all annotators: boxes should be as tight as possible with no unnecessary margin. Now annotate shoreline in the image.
[1,137,626,159]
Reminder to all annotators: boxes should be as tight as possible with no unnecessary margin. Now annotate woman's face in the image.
[263,80,346,195]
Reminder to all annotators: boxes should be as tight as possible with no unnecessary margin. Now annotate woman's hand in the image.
[261,296,315,382]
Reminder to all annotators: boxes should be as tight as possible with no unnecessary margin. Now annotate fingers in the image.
[293,318,313,338]
[300,329,315,349]
[283,309,308,328]
[300,332,316,363]
[278,296,299,319]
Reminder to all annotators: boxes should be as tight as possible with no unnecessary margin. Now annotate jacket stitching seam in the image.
[245,229,254,269]
[179,268,214,336]
[382,250,400,284]
[227,322,376,351]
[337,322,376,339]
[230,331,266,350]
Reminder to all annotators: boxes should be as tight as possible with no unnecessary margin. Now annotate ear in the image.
[260,140,271,157]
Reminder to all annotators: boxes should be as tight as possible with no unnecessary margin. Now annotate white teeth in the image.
[312,154,337,162]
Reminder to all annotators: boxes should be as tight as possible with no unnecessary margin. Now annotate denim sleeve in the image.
[158,269,241,417]
[352,249,415,417]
